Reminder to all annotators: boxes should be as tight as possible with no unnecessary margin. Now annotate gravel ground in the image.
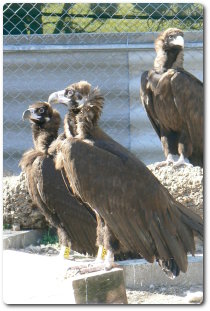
[126,285,203,304]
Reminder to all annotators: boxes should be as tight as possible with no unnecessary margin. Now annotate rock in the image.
[3,172,48,230]
[3,164,203,231]
[185,291,203,304]
[71,268,128,304]
[12,223,20,231]
[148,164,203,219]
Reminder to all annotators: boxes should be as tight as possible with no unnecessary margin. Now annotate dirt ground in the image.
[126,285,203,304]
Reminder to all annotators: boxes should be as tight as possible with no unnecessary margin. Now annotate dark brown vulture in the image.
[140,28,203,167]
[48,81,203,278]
[20,101,98,257]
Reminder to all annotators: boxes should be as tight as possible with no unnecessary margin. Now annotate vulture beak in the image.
[171,35,184,48]
[22,108,41,121]
[48,90,70,106]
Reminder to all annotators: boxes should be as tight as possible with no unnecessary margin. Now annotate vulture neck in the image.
[65,89,104,140]
[154,47,184,73]
[32,112,60,154]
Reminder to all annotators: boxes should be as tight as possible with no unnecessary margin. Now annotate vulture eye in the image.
[39,107,45,114]
[67,90,74,97]
[168,35,173,39]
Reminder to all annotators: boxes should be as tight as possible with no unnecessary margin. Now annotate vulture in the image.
[20,101,98,257]
[140,28,203,167]
[20,101,138,262]
[48,80,203,278]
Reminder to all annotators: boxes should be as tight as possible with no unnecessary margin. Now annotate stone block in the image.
[3,229,44,250]
[118,255,203,290]
[70,268,128,304]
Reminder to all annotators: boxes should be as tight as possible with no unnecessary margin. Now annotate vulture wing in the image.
[61,137,203,273]
[21,150,97,256]
[170,70,203,165]
[140,71,161,139]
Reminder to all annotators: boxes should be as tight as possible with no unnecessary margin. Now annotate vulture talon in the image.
[67,262,106,274]
[155,160,173,168]
[173,154,193,168]
[155,154,174,167]
[173,161,193,168]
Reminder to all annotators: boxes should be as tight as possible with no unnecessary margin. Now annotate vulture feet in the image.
[104,250,115,270]
[173,154,193,168]
[67,250,116,274]
[155,153,174,167]
[67,261,105,275]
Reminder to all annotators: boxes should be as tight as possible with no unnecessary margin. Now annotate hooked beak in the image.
[48,90,70,106]
[171,35,184,48]
[22,108,41,121]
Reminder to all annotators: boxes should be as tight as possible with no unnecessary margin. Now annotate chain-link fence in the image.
[3,3,203,176]
[4,3,203,35]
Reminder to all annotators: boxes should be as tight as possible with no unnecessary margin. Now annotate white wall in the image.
[3,32,203,175]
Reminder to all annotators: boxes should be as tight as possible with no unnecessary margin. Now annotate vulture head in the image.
[154,28,184,73]
[48,81,104,138]
[22,101,61,152]
[48,81,91,111]
[22,101,55,124]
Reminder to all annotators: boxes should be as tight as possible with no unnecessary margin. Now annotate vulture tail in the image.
[156,198,203,279]
[157,258,180,279]
[174,201,203,242]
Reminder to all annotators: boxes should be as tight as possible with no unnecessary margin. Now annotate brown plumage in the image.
[48,81,203,278]
[20,101,97,256]
[140,28,203,167]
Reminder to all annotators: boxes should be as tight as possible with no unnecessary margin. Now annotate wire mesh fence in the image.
[3,3,203,176]
[4,3,203,35]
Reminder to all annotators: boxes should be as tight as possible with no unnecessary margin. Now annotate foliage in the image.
[40,228,59,245]
[3,223,11,230]
[3,3,203,35]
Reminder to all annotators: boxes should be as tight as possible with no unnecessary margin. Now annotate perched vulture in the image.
[48,81,203,278]
[20,101,98,257]
[140,28,203,167]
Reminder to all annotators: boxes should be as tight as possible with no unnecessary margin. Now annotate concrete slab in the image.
[3,250,127,304]
[3,229,44,250]
[3,250,203,304]
[118,255,203,290]
[3,250,76,304]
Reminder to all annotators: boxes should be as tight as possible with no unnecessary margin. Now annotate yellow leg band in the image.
[64,246,71,259]
[101,246,107,260]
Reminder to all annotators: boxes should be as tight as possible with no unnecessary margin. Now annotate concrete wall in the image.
[3,32,203,175]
